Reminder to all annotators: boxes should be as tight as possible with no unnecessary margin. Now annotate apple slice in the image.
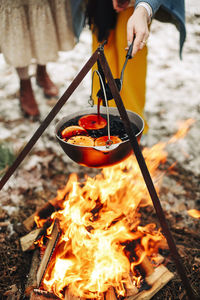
[61,126,87,139]
[94,136,122,146]
[78,114,107,130]
[67,136,94,146]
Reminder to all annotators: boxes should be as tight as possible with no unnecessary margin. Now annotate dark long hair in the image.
[86,0,117,42]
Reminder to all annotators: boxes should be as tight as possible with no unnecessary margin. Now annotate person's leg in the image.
[16,67,40,117]
[36,64,58,98]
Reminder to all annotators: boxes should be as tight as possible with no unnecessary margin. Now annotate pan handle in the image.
[120,37,135,84]
[126,37,135,59]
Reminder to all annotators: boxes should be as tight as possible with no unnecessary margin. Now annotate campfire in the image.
[19,119,196,300]
[35,148,167,299]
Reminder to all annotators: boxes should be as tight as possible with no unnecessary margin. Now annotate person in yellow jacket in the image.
[86,0,186,134]
[92,8,148,132]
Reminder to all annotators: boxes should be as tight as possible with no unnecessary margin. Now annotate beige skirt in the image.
[0,0,76,67]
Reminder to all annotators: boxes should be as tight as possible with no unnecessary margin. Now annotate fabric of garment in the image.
[69,0,86,40]
[0,0,75,68]
[92,7,148,133]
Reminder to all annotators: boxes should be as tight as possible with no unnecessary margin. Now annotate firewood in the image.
[151,253,164,266]
[30,292,51,300]
[32,288,61,299]
[139,255,154,277]
[124,273,139,296]
[20,228,42,252]
[146,264,171,285]
[126,265,174,300]
[23,213,37,232]
[105,287,117,300]
[23,201,56,231]
[64,288,84,300]
[65,287,105,300]
[36,220,61,287]
[135,245,154,277]
[25,249,40,297]
[30,288,59,300]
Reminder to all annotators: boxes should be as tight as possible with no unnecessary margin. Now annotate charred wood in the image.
[36,220,61,287]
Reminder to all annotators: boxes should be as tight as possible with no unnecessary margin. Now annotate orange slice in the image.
[67,136,94,146]
[78,114,107,130]
[61,126,87,139]
[94,136,122,146]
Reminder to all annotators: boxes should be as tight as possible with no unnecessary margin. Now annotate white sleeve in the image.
[135,2,153,19]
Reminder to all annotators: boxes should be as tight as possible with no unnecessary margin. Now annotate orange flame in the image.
[168,119,195,144]
[187,209,200,219]
[35,119,194,299]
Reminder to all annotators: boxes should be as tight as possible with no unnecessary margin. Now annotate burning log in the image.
[36,220,61,287]
[64,288,85,300]
[105,287,117,300]
[30,288,59,300]
[23,200,57,231]
[127,265,174,300]
[20,218,53,252]
[20,228,42,252]
[135,245,154,278]
[151,253,164,266]
[65,288,106,300]
[124,273,139,297]
[25,249,40,297]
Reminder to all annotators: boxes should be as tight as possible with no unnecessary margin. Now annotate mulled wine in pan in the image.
[55,107,144,168]
[58,114,139,146]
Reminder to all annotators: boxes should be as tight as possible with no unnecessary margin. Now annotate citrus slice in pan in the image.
[94,136,122,146]
[67,136,94,146]
[78,114,107,130]
[61,126,87,139]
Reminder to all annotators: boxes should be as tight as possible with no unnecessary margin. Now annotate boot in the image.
[36,65,59,98]
[19,78,40,118]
